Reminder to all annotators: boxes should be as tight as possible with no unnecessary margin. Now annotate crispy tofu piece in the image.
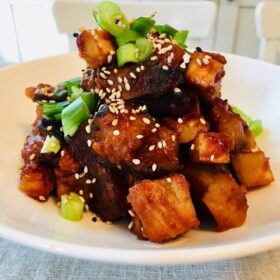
[183,163,248,232]
[76,29,115,68]
[210,99,256,151]
[127,174,199,243]
[185,51,227,101]
[164,116,209,144]
[231,150,274,188]
[190,132,234,163]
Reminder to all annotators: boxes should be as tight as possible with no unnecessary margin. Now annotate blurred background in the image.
[0,0,279,67]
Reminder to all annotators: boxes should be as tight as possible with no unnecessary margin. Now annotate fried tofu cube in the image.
[231,150,274,188]
[164,117,209,144]
[183,163,248,232]
[76,29,115,68]
[127,174,199,243]
[185,51,227,101]
[190,132,234,163]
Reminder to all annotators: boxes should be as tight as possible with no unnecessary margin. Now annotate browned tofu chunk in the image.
[127,174,199,243]
[185,51,227,101]
[76,29,116,68]
[231,150,274,188]
[190,132,234,163]
[210,99,256,151]
[183,163,248,232]
[164,116,209,144]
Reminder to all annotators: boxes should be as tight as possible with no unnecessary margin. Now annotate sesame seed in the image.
[113,130,120,136]
[87,140,92,147]
[108,79,114,86]
[178,118,183,124]
[84,166,88,173]
[114,68,118,74]
[136,67,141,73]
[29,153,35,160]
[132,159,141,165]
[118,85,122,92]
[152,163,157,172]
[180,62,186,69]
[205,55,211,60]
[106,88,111,93]
[140,65,145,70]
[158,45,172,54]
[155,123,160,128]
[128,221,133,230]
[174,87,181,93]
[85,204,89,211]
[86,179,91,184]
[92,178,96,184]
[202,57,209,65]
[100,72,106,79]
[150,56,158,61]
[75,173,80,180]
[130,72,136,79]
[118,77,122,83]
[172,135,176,141]
[124,77,128,83]
[107,54,113,63]
[190,144,195,150]
[125,83,130,91]
[61,150,65,157]
[79,190,84,195]
[39,196,46,201]
[151,128,157,133]
[89,193,93,198]
[162,65,169,70]
[110,50,115,55]
[112,119,118,126]
[104,70,111,75]
[196,58,202,66]
[200,118,206,125]
[128,210,135,217]
[167,177,172,183]
[85,125,91,134]
[109,106,116,113]
[149,145,155,151]
[142,117,151,124]
[136,135,143,139]
[157,141,163,149]
[210,154,215,161]
[47,126,52,131]
[80,196,85,203]
[129,116,136,121]
[162,140,167,148]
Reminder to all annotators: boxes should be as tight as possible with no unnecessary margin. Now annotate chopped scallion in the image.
[135,38,152,62]
[174,30,189,48]
[116,43,138,67]
[115,29,141,46]
[43,101,69,118]
[41,135,61,154]
[154,24,178,37]
[131,17,155,36]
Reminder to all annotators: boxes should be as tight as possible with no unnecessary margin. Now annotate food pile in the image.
[19,1,274,243]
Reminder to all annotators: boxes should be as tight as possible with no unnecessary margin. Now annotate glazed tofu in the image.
[183,163,248,232]
[127,174,199,243]
[231,150,274,188]
[76,29,115,68]
[164,116,209,144]
[185,51,227,101]
[210,99,256,151]
[190,132,234,163]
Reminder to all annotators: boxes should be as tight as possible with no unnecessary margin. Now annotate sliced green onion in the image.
[154,24,178,37]
[117,43,138,67]
[115,29,141,46]
[43,101,69,117]
[80,92,96,113]
[53,89,68,101]
[70,86,84,102]
[232,106,263,137]
[174,30,189,48]
[135,38,152,62]
[98,1,129,36]
[131,17,155,36]
[60,192,85,221]
[41,135,61,154]
[54,113,62,121]
[62,97,91,137]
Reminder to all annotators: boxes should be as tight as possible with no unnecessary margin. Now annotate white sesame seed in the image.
[136,67,141,73]
[84,166,88,173]
[128,210,135,217]
[149,145,155,151]
[172,135,176,142]
[92,178,96,184]
[108,79,114,86]
[110,50,115,55]
[29,153,35,160]
[210,154,215,161]
[39,195,46,201]
[178,118,183,124]
[61,150,65,157]
[89,193,93,198]
[112,119,118,126]
[128,221,133,230]
[118,77,122,83]
[136,135,143,139]
[155,123,160,128]
[47,126,52,131]
[109,106,116,113]
[79,190,84,195]
[107,54,113,63]
[124,83,130,91]
[190,144,195,150]
[100,72,106,79]
[114,68,118,74]
[85,204,89,211]
[152,163,157,172]
[142,117,151,124]
[157,141,163,149]
[140,65,145,71]
[86,179,91,184]
[150,56,158,61]
[87,139,92,147]
[132,159,141,165]
[130,72,136,79]
[167,177,172,183]
[162,65,169,70]
[85,125,91,134]
[200,118,206,125]
[104,70,111,75]
[205,55,211,60]
[202,57,209,65]
[162,140,167,148]
[129,116,136,121]
[180,62,186,69]
[196,58,202,66]
[75,173,80,180]
[80,196,85,202]
[113,130,120,136]
[174,87,181,93]
[151,128,157,133]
